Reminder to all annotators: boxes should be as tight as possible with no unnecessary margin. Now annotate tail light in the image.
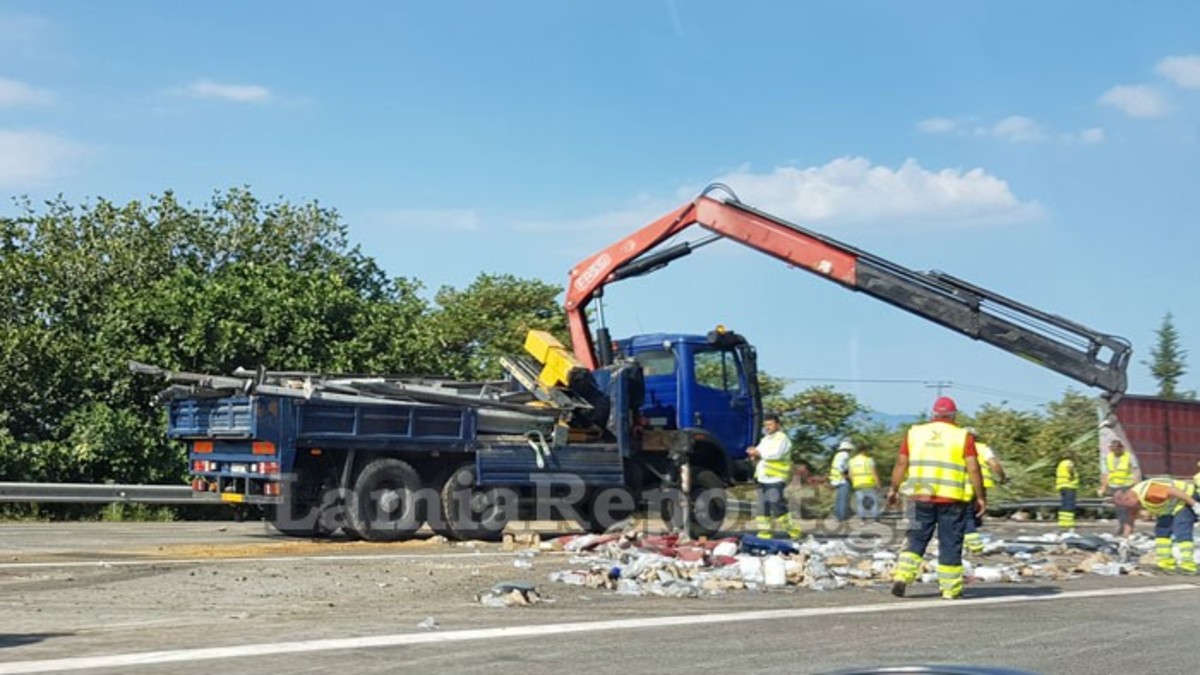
[252,461,281,475]
[262,482,281,497]
[192,460,218,473]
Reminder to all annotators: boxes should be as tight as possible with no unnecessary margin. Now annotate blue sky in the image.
[2,1,1197,416]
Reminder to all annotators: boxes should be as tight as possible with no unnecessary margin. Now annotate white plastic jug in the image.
[763,555,787,587]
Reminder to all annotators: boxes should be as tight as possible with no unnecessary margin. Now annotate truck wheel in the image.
[659,468,727,539]
[347,458,424,542]
[433,463,512,542]
[574,487,636,534]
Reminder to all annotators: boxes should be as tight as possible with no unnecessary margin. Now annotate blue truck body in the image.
[169,330,760,540]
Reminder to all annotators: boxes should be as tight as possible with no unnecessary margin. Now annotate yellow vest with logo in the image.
[1056,459,1079,490]
[1131,478,1193,516]
[1106,452,1134,488]
[903,421,968,501]
[849,454,878,489]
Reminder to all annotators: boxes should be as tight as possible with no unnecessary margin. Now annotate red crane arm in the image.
[566,195,859,368]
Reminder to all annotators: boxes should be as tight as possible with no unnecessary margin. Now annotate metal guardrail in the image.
[1,483,1113,515]
[0,482,200,505]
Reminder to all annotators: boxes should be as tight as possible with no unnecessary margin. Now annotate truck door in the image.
[688,347,753,459]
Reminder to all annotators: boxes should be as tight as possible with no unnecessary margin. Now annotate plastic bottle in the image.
[763,555,787,587]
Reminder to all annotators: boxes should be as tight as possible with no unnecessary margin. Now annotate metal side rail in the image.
[0,482,211,505]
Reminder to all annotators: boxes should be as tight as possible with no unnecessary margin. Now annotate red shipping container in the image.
[1113,395,1200,479]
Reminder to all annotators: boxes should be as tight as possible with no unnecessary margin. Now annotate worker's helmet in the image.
[932,396,958,417]
[838,439,856,452]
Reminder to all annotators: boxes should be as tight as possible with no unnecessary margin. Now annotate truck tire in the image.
[574,487,637,534]
[432,463,512,542]
[659,468,727,539]
[346,458,424,542]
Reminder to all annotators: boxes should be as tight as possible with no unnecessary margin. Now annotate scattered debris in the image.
[542,528,1164,599]
[417,616,439,630]
[478,581,543,608]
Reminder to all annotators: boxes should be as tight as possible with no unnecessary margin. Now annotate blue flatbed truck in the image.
[151,187,1133,541]
[149,327,759,541]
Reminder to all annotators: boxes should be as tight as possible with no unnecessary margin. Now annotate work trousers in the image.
[853,488,880,520]
[833,482,850,522]
[757,481,788,518]
[1058,489,1077,529]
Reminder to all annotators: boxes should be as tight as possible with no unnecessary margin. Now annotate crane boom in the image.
[566,187,1130,398]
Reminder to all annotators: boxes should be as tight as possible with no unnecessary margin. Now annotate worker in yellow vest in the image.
[1055,457,1080,532]
[746,413,802,539]
[1112,478,1200,574]
[829,440,853,523]
[886,397,986,600]
[1193,461,1200,490]
[848,445,881,521]
[962,430,1006,555]
[1098,439,1141,537]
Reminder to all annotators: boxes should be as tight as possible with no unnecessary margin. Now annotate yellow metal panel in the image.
[524,330,584,388]
[220,493,245,504]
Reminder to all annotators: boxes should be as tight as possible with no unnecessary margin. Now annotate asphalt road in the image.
[0,521,1195,675]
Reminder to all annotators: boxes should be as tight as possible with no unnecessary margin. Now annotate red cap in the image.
[932,396,957,416]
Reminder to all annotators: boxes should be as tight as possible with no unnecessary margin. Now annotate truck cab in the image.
[618,327,762,481]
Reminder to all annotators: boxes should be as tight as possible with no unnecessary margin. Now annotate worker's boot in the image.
[891,551,921,597]
[1057,510,1075,531]
[754,516,773,539]
[937,563,964,599]
[963,532,984,555]
[774,514,802,540]
[1179,541,1196,575]
[1155,537,1177,573]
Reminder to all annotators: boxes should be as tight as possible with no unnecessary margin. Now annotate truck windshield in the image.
[634,349,676,377]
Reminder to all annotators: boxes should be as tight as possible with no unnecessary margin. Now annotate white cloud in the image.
[0,129,86,187]
[918,115,1078,144]
[0,76,53,107]
[990,115,1046,143]
[1156,55,1200,89]
[916,117,959,134]
[1099,84,1169,118]
[364,208,482,232]
[1063,127,1105,145]
[710,158,1041,227]
[183,79,273,103]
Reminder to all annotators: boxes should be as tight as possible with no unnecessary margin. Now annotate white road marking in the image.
[0,551,533,570]
[0,584,1193,673]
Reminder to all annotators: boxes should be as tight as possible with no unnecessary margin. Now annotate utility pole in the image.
[925,381,953,397]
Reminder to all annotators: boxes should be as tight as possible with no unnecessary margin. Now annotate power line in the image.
[786,377,1050,404]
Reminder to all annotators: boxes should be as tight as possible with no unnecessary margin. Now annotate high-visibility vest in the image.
[902,421,968,501]
[848,454,878,489]
[1056,459,1079,490]
[1106,452,1134,488]
[755,431,792,483]
[1131,478,1194,517]
[978,443,997,489]
[828,451,849,486]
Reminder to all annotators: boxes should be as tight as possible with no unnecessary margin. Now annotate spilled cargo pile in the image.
[530,530,1183,599]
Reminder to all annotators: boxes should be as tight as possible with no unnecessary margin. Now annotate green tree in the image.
[0,190,564,486]
[1144,312,1193,399]
[759,375,863,465]
[426,274,566,379]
